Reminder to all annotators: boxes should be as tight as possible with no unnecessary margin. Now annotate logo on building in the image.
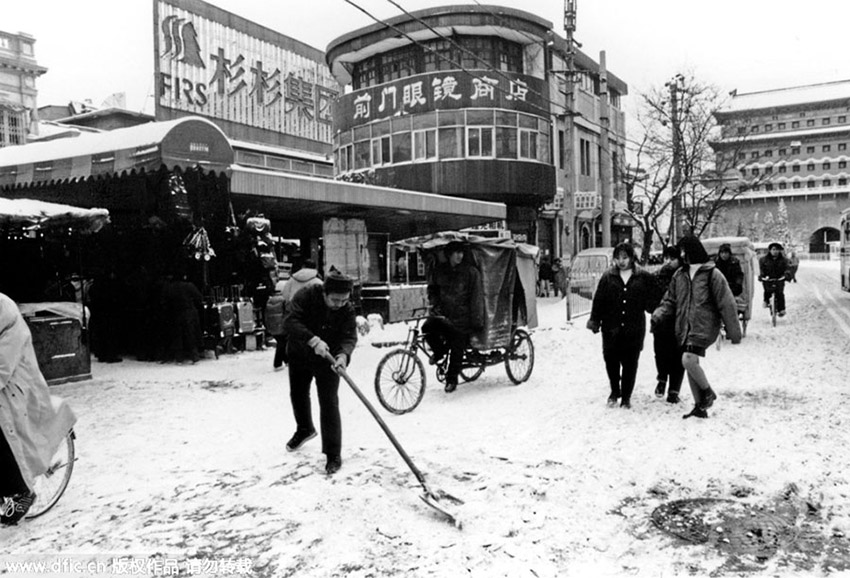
[161,15,205,69]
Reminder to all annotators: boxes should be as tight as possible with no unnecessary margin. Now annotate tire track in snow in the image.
[810,277,850,339]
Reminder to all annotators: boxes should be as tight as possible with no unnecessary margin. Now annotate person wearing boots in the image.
[586,242,657,409]
[651,235,742,419]
[651,246,685,403]
[282,269,357,475]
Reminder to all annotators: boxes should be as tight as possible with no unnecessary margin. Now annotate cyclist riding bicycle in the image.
[758,242,791,317]
[0,292,77,525]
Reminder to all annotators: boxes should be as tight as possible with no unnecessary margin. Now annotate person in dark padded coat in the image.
[586,242,657,409]
[422,241,484,393]
[283,269,358,475]
[651,246,685,403]
[652,235,742,419]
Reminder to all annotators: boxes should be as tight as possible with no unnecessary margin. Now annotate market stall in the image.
[0,197,109,384]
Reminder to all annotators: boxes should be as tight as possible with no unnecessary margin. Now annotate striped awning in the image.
[0,117,234,189]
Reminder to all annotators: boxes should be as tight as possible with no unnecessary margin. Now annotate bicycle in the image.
[372,310,534,415]
[759,277,786,327]
[23,429,76,519]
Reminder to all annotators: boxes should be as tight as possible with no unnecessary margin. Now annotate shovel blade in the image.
[419,491,463,529]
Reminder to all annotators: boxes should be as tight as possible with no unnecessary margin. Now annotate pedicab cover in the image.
[395,232,538,350]
[701,236,757,324]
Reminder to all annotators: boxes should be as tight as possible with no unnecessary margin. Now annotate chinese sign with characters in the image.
[155,0,340,146]
[337,71,546,131]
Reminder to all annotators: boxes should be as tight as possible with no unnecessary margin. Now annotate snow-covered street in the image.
[2,260,849,578]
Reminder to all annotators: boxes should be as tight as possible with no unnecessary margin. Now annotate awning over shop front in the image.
[0,117,234,189]
[230,165,507,241]
[0,197,109,234]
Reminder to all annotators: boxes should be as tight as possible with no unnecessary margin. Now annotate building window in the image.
[807,162,815,170]
[779,182,787,189]
[438,126,464,159]
[806,146,815,153]
[580,138,592,176]
[0,107,26,146]
[823,179,831,187]
[823,161,831,170]
[840,160,847,169]
[392,132,412,163]
[792,164,801,172]
[823,118,831,126]
[791,146,800,154]
[737,126,746,135]
[778,122,786,130]
[765,124,773,132]
[823,144,831,152]
[495,127,517,158]
[738,152,746,160]
[764,150,773,157]
[778,148,786,156]
[751,126,759,133]
[519,129,537,159]
[792,121,800,129]
[765,166,773,174]
[838,116,847,123]
[765,183,774,191]
[413,129,437,161]
[751,151,759,159]
[807,180,816,188]
[778,165,787,173]
[793,181,801,189]
[807,119,815,127]
[467,126,494,157]
[839,178,847,186]
[371,136,391,165]
[558,130,566,169]
[839,143,847,151]
[752,168,760,176]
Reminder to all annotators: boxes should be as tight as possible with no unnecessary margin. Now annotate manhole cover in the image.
[652,498,795,560]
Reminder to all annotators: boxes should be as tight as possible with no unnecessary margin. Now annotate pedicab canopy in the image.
[394,232,538,349]
[700,236,757,323]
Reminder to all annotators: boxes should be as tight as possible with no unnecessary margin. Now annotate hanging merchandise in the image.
[183,226,215,261]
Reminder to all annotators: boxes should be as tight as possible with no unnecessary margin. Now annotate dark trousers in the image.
[603,346,641,403]
[422,316,467,384]
[653,330,685,395]
[0,430,28,497]
[273,335,289,367]
[288,357,341,458]
[763,282,786,312]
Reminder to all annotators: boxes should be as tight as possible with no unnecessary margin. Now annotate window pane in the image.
[468,128,481,156]
[372,120,391,137]
[518,114,537,129]
[372,139,381,165]
[353,125,371,141]
[467,109,494,125]
[496,127,517,158]
[439,127,463,159]
[481,127,493,156]
[438,110,464,126]
[381,136,391,164]
[412,112,437,130]
[392,116,411,132]
[413,131,425,159]
[520,131,530,158]
[495,111,516,126]
[354,141,371,170]
[426,130,436,158]
[393,132,411,163]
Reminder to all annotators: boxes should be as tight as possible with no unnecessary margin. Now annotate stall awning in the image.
[0,117,234,189]
[0,197,110,234]
[230,166,507,240]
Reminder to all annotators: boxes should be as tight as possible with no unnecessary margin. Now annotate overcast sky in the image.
[4,0,849,117]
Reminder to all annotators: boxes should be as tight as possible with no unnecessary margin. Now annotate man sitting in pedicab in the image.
[422,241,485,393]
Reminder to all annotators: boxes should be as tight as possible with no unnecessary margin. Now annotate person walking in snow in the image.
[272,260,322,370]
[651,235,742,419]
[586,242,657,409]
[651,246,685,403]
[282,269,357,475]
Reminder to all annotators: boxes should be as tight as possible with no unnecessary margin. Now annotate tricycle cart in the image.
[372,232,538,414]
[702,236,757,337]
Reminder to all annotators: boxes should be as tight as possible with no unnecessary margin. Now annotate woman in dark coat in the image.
[586,242,657,409]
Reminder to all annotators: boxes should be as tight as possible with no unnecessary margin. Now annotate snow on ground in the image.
[2,261,850,578]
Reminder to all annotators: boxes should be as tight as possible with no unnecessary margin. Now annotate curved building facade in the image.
[326,5,557,240]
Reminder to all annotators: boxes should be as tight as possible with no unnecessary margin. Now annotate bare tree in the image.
[623,73,770,260]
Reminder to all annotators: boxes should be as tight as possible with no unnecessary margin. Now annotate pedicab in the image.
[701,236,757,337]
[372,232,538,414]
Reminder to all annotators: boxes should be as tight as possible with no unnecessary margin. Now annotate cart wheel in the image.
[26,430,75,519]
[505,329,534,385]
[375,349,426,414]
[460,366,485,382]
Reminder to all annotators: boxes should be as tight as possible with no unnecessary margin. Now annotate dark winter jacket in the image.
[715,255,744,296]
[651,261,680,333]
[758,254,790,281]
[283,284,358,363]
[652,263,742,349]
[427,259,484,334]
[588,265,657,352]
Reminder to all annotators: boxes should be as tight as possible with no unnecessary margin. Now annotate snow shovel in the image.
[323,352,464,527]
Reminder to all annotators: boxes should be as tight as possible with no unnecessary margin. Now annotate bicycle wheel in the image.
[771,298,777,327]
[374,349,426,414]
[505,329,534,385]
[26,430,75,519]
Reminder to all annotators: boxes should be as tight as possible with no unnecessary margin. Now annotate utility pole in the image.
[561,0,577,258]
[599,51,611,247]
[667,75,683,242]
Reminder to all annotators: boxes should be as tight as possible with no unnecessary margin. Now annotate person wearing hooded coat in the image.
[586,242,657,409]
[0,292,77,524]
[651,235,742,419]
[758,242,790,315]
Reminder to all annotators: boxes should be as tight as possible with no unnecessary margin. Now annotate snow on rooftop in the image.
[721,79,850,113]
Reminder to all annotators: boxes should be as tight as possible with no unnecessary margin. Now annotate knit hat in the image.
[768,242,784,252]
[677,235,709,264]
[718,243,732,254]
[323,268,353,294]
